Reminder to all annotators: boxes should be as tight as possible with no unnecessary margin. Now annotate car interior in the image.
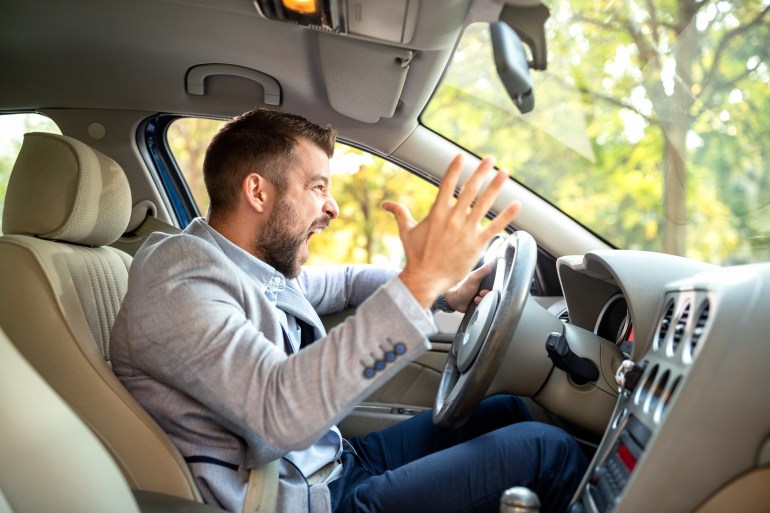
[1,0,769,512]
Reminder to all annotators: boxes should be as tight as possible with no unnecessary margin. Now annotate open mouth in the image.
[306,225,326,243]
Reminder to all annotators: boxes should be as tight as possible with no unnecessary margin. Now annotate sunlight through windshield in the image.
[423,1,770,265]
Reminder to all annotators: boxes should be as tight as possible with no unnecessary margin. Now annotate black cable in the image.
[282,457,312,513]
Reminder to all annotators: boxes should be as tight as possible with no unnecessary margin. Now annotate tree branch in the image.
[572,13,624,32]
[549,72,660,125]
[582,85,660,126]
[644,0,662,47]
[694,51,768,118]
[676,0,704,33]
[697,5,770,103]
[619,0,661,71]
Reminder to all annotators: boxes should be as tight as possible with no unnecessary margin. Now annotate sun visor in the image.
[318,33,413,123]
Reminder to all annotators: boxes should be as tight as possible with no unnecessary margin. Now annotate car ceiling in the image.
[0,0,480,152]
[2,0,610,258]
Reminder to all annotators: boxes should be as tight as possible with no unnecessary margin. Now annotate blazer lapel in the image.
[276,283,326,341]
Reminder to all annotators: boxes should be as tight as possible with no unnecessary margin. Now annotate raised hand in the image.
[382,155,521,309]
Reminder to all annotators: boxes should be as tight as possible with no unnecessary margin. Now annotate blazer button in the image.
[363,367,376,379]
[394,343,406,355]
[374,360,386,371]
[384,351,396,362]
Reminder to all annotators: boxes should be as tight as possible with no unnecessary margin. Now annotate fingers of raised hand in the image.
[382,201,417,235]
[433,154,465,210]
[481,200,521,240]
[454,157,496,213]
[465,169,510,225]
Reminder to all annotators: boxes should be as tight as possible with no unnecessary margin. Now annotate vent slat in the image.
[656,300,676,350]
[689,301,710,359]
[671,303,691,352]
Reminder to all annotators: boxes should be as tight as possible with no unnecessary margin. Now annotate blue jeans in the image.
[329,395,587,513]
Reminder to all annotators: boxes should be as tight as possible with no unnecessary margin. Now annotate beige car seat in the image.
[0,133,201,500]
[0,326,227,513]
[0,132,277,513]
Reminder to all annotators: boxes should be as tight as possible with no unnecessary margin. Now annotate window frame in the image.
[149,114,562,296]
[138,115,201,227]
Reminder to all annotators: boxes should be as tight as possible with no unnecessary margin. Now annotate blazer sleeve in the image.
[119,237,434,452]
[298,264,400,315]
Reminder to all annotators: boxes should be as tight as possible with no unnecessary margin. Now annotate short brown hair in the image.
[203,109,336,216]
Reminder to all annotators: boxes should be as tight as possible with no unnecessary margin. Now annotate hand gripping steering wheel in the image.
[432,231,538,429]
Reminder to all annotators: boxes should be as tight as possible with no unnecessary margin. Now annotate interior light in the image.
[254,0,343,32]
[281,0,318,15]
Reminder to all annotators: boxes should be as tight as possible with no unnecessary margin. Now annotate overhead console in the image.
[250,0,551,123]
[252,0,472,49]
[254,0,420,45]
[251,0,468,122]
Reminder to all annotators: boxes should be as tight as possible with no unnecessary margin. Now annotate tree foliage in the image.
[424,0,770,264]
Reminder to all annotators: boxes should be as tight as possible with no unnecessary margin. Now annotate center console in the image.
[568,287,709,513]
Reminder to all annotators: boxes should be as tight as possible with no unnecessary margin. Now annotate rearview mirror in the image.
[490,22,534,114]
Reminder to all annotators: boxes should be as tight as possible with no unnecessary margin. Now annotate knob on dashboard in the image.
[615,359,646,393]
[589,465,606,486]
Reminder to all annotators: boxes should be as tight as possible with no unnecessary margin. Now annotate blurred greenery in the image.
[423,0,770,265]
[167,118,437,267]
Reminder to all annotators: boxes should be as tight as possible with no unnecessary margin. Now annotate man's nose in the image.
[324,196,339,220]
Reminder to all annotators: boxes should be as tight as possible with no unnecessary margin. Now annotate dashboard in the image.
[552,251,770,512]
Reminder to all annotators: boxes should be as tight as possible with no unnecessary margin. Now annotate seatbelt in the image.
[112,213,182,256]
[242,460,279,513]
[121,209,282,513]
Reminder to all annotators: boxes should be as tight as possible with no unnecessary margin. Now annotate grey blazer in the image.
[110,218,435,513]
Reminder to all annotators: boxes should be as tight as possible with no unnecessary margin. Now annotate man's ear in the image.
[242,173,272,213]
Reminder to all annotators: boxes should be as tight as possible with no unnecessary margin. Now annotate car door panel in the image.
[322,309,459,437]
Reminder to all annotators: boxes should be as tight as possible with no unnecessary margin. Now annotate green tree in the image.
[424,2,770,264]
[566,0,769,258]
[167,117,222,216]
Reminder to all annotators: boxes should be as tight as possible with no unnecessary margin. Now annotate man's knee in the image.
[521,422,585,468]
[476,394,533,424]
[514,423,587,512]
[489,421,587,492]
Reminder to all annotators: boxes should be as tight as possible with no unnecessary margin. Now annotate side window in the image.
[0,113,62,235]
[167,117,437,267]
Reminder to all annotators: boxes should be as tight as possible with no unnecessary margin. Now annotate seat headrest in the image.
[2,133,131,247]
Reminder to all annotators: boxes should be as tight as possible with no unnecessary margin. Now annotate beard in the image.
[252,196,328,279]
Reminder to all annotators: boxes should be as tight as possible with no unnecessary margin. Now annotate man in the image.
[110,109,586,513]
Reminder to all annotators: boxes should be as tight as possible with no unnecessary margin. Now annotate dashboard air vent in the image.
[670,302,691,353]
[656,300,675,350]
[688,300,710,359]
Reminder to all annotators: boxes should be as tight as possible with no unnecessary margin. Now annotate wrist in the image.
[398,269,444,310]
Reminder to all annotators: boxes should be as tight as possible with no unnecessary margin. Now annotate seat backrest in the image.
[0,327,141,513]
[0,133,200,501]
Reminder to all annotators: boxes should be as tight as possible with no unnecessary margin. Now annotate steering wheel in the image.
[432,230,538,429]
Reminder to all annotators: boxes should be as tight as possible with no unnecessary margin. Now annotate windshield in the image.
[423,1,769,265]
